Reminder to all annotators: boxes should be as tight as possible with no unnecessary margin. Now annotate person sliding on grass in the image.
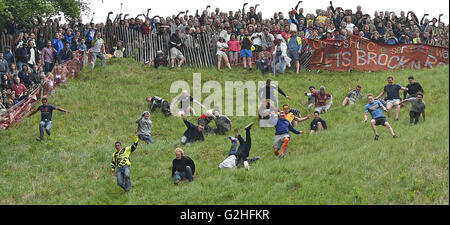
[375,76,408,121]
[310,111,327,134]
[400,92,426,125]
[364,94,397,140]
[172,148,196,185]
[28,97,70,141]
[146,96,171,117]
[136,111,154,144]
[342,85,363,106]
[111,131,139,192]
[180,114,204,145]
[278,103,312,127]
[273,111,304,158]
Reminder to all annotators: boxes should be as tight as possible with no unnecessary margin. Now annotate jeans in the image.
[409,111,422,124]
[44,62,54,74]
[272,55,285,74]
[138,134,154,144]
[116,165,131,191]
[90,52,106,68]
[39,121,52,139]
[174,166,193,182]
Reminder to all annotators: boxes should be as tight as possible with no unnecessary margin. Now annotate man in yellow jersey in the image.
[111,131,139,192]
[278,104,312,127]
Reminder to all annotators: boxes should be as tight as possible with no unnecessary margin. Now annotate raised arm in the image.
[130,133,139,153]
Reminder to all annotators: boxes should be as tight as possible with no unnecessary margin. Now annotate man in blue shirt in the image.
[273,111,303,158]
[364,94,397,140]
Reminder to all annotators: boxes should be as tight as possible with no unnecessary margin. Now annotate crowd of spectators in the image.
[1,1,448,111]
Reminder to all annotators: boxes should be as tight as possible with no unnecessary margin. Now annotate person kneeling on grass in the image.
[180,114,204,145]
[364,94,397,140]
[136,111,154,144]
[310,111,327,134]
[111,132,139,192]
[273,111,304,158]
[218,123,260,170]
[401,92,426,125]
[172,148,196,185]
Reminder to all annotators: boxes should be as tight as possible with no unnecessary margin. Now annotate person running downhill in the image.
[110,131,139,192]
[28,97,70,141]
[401,92,426,125]
[273,111,304,158]
[364,94,398,140]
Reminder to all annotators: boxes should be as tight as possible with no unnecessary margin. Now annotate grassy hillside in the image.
[0,58,448,204]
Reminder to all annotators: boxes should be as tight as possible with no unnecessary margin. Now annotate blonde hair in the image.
[175,148,184,155]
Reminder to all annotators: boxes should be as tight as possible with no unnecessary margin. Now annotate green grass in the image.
[0,58,448,204]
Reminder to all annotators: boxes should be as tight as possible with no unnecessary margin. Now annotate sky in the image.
[80,0,449,24]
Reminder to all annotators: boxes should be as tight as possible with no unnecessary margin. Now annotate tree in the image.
[0,0,90,28]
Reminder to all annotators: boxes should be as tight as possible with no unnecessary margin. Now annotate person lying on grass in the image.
[218,123,260,170]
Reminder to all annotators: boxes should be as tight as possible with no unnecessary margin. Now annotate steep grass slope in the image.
[0,58,448,204]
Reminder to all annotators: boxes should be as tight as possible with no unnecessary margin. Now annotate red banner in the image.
[307,36,449,71]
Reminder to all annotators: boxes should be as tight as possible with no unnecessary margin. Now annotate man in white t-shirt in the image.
[89,32,106,69]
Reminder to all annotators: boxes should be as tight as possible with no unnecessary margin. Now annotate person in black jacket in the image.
[18,64,32,89]
[58,42,73,65]
[180,115,204,145]
[172,148,195,185]
[146,95,171,116]
[169,29,185,68]
[310,111,327,134]
[403,76,424,100]
[15,42,30,71]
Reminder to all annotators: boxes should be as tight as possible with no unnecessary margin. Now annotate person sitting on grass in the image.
[364,94,397,140]
[342,85,363,106]
[402,76,424,102]
[255,52,272,75]
[172,148,196,185]
[305,86,333,114]
[150,50,168,69]
[273,111,304,158]
[136,111,154,144]
[218,123,260,170]
[212,108,232,135]
[310,111,328,134]
[400,92,426,125]
[110,131,139,192]
[180,114,204,145]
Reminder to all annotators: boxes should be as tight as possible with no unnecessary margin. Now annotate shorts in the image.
[374,117,387,126]
[229,51,238,59]
[273,134,290,149]
[170,47,185,60]
[386,99,400,106]
[240,49,252,58]
[287,50,299,60]
[216,50,227,56]
[314,104,331,113]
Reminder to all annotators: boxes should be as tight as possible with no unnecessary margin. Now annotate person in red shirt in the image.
[11,77,27,97]
[306,86,333,113]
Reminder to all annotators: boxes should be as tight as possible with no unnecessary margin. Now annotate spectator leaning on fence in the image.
[89,31,106,69]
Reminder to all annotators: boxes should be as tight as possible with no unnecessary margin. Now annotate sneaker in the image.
[36,137,43,141]
[393,135,398,138]
[374,134,379,140]
[245,122,254,130]
[254,156,261,161]
[174,180,180,185]
[228,136,238,142]
[244,161,250,171]
[280,154,287,159]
